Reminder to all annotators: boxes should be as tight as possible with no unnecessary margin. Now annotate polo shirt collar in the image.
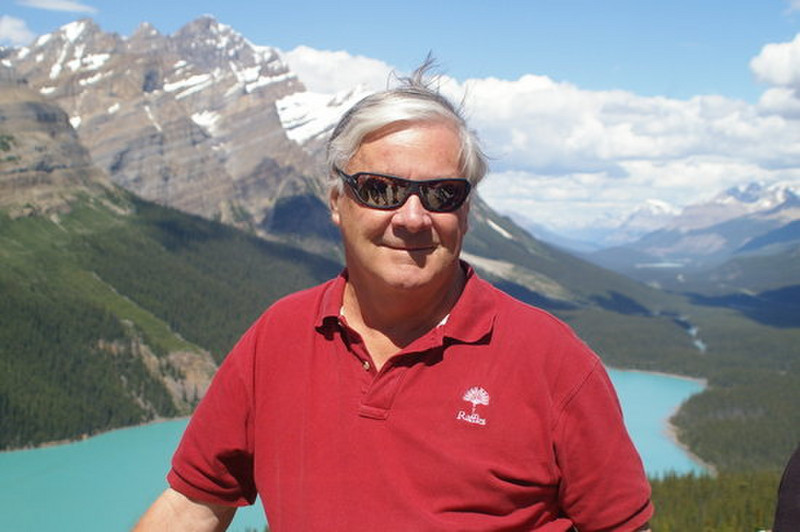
[315,261,496,346]
[441,262,496,345]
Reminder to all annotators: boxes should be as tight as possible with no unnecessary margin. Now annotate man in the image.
[135,63,653,531]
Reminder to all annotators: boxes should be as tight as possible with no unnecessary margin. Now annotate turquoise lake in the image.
[0,368,704,532]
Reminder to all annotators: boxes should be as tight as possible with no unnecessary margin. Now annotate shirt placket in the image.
[337,318,443,421]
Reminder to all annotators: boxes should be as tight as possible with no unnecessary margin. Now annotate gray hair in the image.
[325,59,488,192]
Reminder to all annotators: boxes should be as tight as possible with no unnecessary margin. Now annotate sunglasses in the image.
[335,167,472,213]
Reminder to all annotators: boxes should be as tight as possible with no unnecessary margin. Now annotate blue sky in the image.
[2,0,799,102]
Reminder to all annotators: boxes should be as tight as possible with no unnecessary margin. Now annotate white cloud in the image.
[788,0,800,13]
[750,33,800,88]
[283,46,396,93]
[0,15,35,46]
[16,0,97,13]
[448,65,800,233]
[758,87,800,118]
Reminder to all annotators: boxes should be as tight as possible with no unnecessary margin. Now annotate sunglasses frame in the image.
[335,167,472,213]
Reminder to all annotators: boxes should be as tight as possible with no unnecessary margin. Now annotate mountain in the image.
[586,181,800,290]
[1,17,798,472]
[3,17,342,252]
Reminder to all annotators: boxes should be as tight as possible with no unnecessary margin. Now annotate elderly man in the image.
[135,64,653,531]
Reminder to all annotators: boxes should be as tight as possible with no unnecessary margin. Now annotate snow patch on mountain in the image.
[192,110,222,135]
[63,20,89,44]
[277,87,371,144]
[164,73,214,99]
[667,181,799,232]
[487,218,514,240]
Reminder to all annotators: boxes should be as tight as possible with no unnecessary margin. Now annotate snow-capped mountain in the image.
[604,199,683,246]
[2,16,323,236]
[664,181,799,233]
[585,181,800,284]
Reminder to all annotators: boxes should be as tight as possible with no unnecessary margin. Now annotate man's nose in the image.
[391,193,433,232]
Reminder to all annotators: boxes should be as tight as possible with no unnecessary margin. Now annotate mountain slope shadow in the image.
[689,285,800,328]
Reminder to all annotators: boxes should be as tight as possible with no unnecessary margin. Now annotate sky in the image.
[2,0,800,238]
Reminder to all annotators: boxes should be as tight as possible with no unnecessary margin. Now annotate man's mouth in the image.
[385,243,436,252]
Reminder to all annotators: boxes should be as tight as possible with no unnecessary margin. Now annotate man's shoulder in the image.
[254,275,342,326]
[473,275,575,332]
[469,275,599,363]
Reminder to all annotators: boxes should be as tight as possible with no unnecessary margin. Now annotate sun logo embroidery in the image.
[457,386,490,426]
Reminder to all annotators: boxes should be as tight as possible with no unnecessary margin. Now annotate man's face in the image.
[330,121,470,293]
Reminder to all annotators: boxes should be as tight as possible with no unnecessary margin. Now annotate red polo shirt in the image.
[169,265,653,531]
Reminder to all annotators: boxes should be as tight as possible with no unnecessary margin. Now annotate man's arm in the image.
[133,488,237,531]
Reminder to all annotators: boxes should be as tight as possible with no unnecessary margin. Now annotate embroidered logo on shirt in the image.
[457,386,490,426]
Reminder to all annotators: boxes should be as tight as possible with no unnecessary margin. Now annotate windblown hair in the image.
[325,58,488,191]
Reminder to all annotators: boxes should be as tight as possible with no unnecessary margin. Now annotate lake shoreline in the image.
[0,415,189,454]
[609,366,715,477]
[663,417,717,477]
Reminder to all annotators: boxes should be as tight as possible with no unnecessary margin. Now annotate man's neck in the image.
[342,265,465,369]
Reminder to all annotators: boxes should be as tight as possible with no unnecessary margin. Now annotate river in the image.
[0,368,704,531]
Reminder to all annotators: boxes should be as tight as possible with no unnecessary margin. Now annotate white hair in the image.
[325,59,488,193]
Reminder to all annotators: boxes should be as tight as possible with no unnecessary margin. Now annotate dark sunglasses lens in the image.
[349,172,470,212]
[355,174,409,208]
[421,181,470,212]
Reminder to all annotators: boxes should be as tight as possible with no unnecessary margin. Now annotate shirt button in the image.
[362,360,370,371]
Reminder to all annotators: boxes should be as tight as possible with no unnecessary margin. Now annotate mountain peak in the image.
[130,22,161,40]
[723,181,766,203]
[169,15,282,73]
[715,181,797,210]
[42,18,106,48]
[174,15,243,45]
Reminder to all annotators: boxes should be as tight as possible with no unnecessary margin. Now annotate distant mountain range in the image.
[581,182,799,292]
[1,16,798,472]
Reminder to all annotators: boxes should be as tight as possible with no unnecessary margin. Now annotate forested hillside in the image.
[0,191,339,449]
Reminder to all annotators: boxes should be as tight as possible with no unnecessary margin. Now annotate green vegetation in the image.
[0,191,339,449]
[649,470,782,531]
[0,133,20,163]
[0,133,14,152]
[0,275,175,448]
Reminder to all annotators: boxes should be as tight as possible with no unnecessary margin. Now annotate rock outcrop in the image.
[0,81,110,216]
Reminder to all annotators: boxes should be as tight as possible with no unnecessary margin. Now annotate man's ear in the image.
[329,186,342,227]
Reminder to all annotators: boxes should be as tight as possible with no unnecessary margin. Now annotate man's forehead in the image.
[359,119,459,146]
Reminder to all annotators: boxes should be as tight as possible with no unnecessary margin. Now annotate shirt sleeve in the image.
[554,359,654,531]
[167,324,259,507]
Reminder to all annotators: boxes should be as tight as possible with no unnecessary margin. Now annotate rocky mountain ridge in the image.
[3,16,325,242]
